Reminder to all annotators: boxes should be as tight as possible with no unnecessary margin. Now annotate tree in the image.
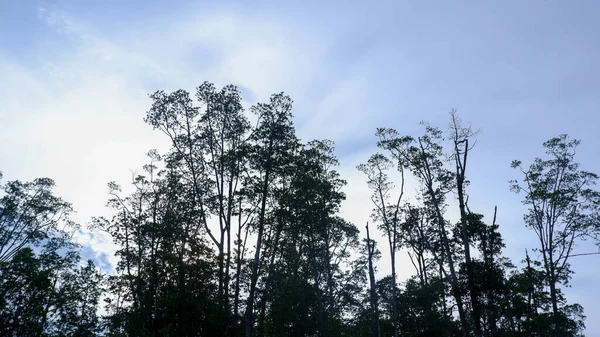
[195,82,250,320]
[145,83,258,335]
[397,276,459,337]
[250,138,362,337]
[401,204,435,288]
[358,153,404,337]
[244,92,298,337]
[0,172,103,337]
[0,174,73,263]
[52,260,105,337]
[449,111,484,337]
[0,234,103,337]
[0,247,51,336]
[138,83,367,337]
[510,134,598,335]
[365,222,381,337]
[376,125,470,337]
[99,154,224,336]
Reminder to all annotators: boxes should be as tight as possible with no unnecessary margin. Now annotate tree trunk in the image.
[245,141,272,337]
[390,243,399,337]
[542,242,560,335]
[436,209,469,337]
[487,206,499,337]
[234,199,249,335]
[366,223,382,337]
[455,139,483,337]
[549,272,560,335]
[418,136,469,337]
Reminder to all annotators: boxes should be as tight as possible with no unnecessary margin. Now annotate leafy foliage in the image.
[1,84,596,337]
[0,174,103,337]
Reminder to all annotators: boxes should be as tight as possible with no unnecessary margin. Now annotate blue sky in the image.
[1,0,600,333]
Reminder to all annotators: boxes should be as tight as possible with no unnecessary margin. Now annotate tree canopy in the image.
[1,82,598,337]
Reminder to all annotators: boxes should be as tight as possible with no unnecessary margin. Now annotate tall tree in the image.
[254,138,362,337]
[196,82,250,317]
[358,153,404,337]
[145,83,252,326]
[376,125,470,337]
[510,134,599,335]
[448,111,483,337]
[244,93,298,337]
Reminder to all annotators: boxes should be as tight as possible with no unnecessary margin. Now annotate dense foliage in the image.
[1,83,598,337]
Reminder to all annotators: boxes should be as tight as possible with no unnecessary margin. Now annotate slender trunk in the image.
[541,243,560,335]
[436,208,469,337]
[257,208,284,337]
[225,175,236,308]
[234,202,249,336]
[422,254,428,285]
[418,137,468,337]
[549,272,560,335]
[225,229,232,335]
[149,197,159,336]
[390,242,399,337]
[455,139,483,337]
[526,250,533,325]
[487,206,499,337]
[525,250,543,336]
[245,140,272,337]
[439,256,448,318]
[437,213,468,335]
[310,233,326,337]
[219,174,234,336]
[218,242,225,300]
[40,274,58,332]
[366,223,381,337]
[418,217,429,286]
[375,163,403,337]
[176,237,187,336]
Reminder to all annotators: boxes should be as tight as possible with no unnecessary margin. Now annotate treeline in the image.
[1,82,599,337]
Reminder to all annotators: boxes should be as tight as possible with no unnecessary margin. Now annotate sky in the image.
[1,0,600,333]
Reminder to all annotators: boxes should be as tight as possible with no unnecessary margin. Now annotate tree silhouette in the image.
[1,84,595,337]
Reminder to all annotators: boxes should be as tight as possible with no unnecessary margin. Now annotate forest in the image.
[1,82,599,337]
